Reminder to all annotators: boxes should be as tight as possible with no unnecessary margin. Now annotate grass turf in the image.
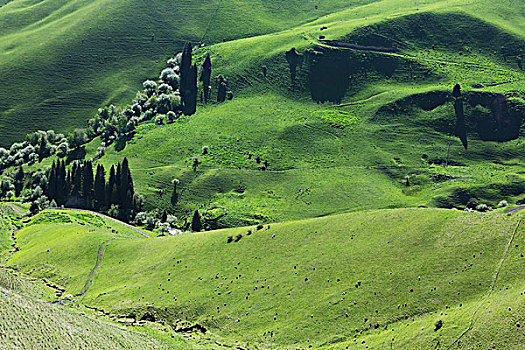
[7,207,525,348]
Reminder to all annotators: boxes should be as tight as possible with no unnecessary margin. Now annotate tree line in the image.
[44,157,141,220]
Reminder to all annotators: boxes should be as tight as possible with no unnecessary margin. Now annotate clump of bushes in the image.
[498,200,508,208]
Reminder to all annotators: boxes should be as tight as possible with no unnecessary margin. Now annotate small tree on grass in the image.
[68,129,88,150]
[200,54,212,103]
[191,210,203,232]
[171,179,180,205]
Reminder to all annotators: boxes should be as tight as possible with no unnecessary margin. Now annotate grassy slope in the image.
[6,0,524,226]
[82,0,523,225]
[7,207,525,349]
[0,269,192,349]
[7,209,149,293]
[0,204,17,259]
[0,0,377,146]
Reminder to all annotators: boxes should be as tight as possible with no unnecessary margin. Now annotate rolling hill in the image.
[0,0,376,146]
[5,207,525,349]
[1,1,525,348]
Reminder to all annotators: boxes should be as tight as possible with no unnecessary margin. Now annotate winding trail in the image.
[0,204,20,259]
[77,238,116,297]
[4,203,22,216]
[445,218,522,349]
[504,206,525,215]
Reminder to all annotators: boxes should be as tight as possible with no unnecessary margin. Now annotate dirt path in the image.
[4,203,22,216]
[446,218,522,349]
[0,204,20,260]
[504,206,525,215]
[55,208,152,238]
[77,238,116,297]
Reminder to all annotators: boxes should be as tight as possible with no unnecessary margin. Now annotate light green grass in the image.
[81,1,523,225]
[8,208,525,349]
[0,268,194,349]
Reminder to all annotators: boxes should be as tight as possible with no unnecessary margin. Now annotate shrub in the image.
[158,83,172,94]
[68,129,88,149]
[131,103,142,115]
[142,80,157,96]
[133,91,148,106]
[166,215,178,227]
[154,115,165,125]
[476,203,489,212]
[56,142,68,158]
[202,146,209,155]
[167,57,178,68]
[143,110,155,121]
[157,94,172,114]
[498,200,508,208]
[166,111,177,123]
[159,68,179,90]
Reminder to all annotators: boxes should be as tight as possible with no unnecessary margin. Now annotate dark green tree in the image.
[81,160,94,208]
[57,160,68,206]
[119,158,134,210]
[38,135,48,162]
[453,84,467,150]
[171,179,179,205]
[115,163,122,204]
[191,210,203,232]
[107,165,117,206]
[161,210,168,223]
[180,42,197,116]
[14,166,25,197]
[217,75,227,103]
[94,164,106,210]
[200,53,212,103]
[47,161,57,201]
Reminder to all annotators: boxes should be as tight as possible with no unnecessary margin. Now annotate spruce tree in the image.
[180,42,198,116]
[47,161,57,201]
[115,163,122,205]
[171,179,179,205]
[217,75,227,103]
[107,165,116,206]
[38,136,48,162]
[70,162,82,199]
[82,160,94,208]
[191,210,203,232]
[184,63,198,115]
[161,210,168,223]
[14,166,24,197]
[120,159,130,206]
[94,164,106,210]
[58,160,68,206]
[200,53,212,103]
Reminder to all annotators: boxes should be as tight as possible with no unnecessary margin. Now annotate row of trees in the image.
[0,42,231,174]
[44,158,141,220]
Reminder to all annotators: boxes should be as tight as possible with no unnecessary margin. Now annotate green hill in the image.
[0,268,200,349]
[6,207,525,349]
[0,0,375,146]
[74,0,519,225]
